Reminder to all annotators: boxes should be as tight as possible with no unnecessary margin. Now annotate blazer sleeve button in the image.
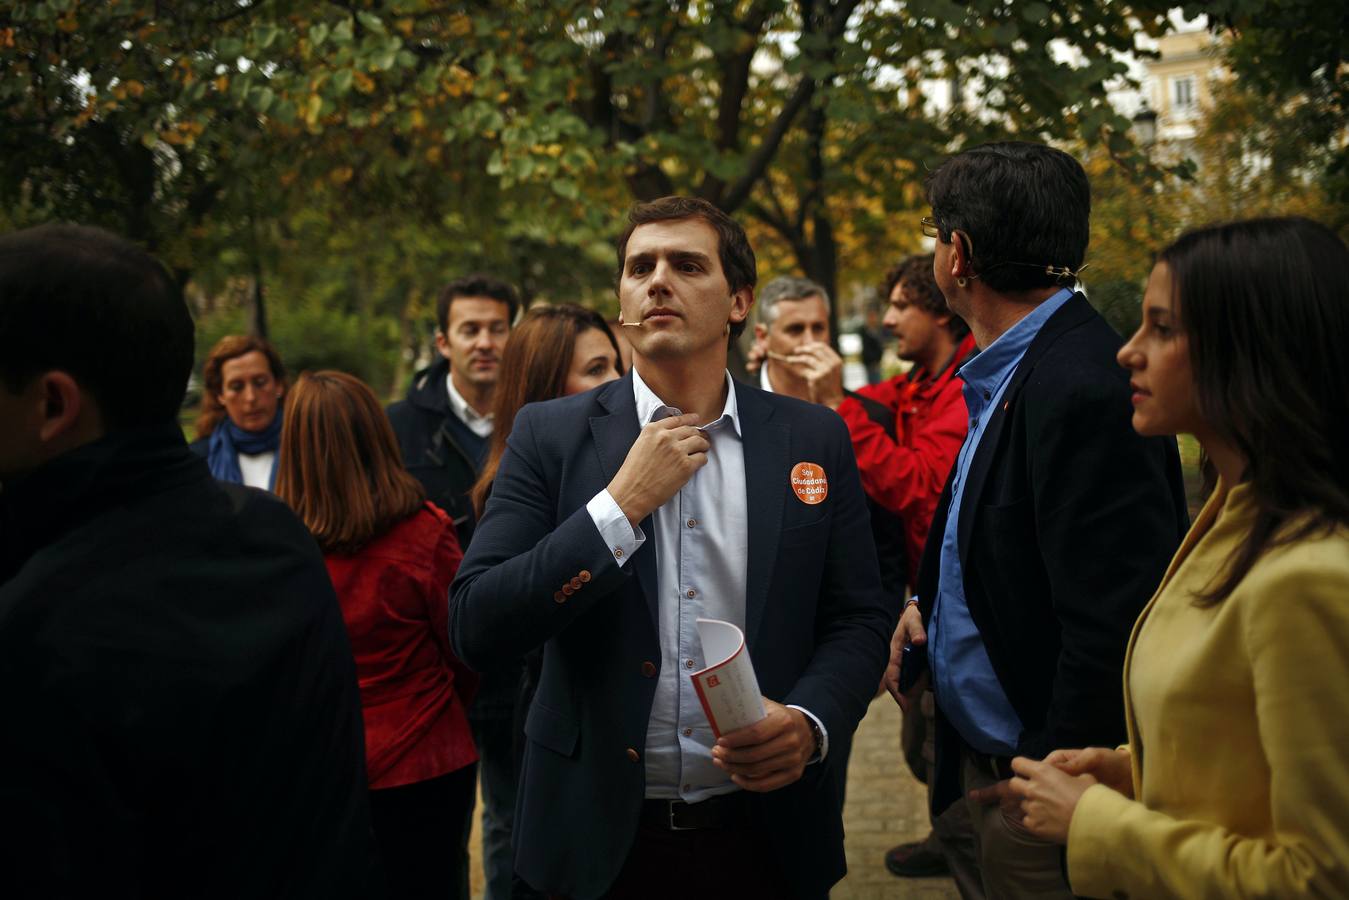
[626,747,640,763]
[569,576,583,590]
[553,590,566,604]
[562,584,575,596]
[578,570,592,582]
[641,661,657,677]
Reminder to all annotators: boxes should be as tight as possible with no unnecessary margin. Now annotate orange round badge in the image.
[790,462,828,505]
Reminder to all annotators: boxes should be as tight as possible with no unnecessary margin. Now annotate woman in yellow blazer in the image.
[1007,217,1349,898]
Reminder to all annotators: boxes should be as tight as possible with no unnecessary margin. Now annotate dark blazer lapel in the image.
[736,381,789,648]
[956,293,1096,563]
[589,371,659,627]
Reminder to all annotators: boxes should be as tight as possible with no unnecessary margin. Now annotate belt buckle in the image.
[667,800,696,832]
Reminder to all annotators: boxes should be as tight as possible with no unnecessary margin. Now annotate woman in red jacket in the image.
[276,369,477,900]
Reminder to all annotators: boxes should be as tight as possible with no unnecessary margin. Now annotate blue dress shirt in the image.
[928,288,1074,755]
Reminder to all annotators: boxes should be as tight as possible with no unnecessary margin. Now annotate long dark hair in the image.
[471,305,623,517]
[1161,217,1349,603]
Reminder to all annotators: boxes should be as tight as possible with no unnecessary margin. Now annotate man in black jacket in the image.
[884,143,1189,899]
[387,274,517,549]
[0,224,376,899]
[387,273,521,900]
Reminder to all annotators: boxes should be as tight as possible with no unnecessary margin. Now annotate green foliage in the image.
[1188,0,1349,213]
[3,0,1341,382]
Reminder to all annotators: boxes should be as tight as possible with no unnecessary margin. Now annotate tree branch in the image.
[718,0,860,213]
[718,75,815,213]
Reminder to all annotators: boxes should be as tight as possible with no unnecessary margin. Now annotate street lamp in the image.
[1133,100,1158,148]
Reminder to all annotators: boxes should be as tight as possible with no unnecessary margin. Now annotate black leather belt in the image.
[640,793,750,831]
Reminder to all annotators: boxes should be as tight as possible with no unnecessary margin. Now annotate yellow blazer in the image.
[1067,481,1349,899]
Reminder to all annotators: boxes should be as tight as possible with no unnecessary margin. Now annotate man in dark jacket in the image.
[387,274,517,549]
[884,144,1188,899]
[386,273,522,900]
[0,224,376,899]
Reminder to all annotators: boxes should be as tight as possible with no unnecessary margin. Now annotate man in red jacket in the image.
[786,254,977,885]
[788,254,976,581]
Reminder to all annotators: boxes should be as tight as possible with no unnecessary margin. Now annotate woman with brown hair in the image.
[190,334,287,490]
[276,370,478,900]
[466,305,621,899]
[470,304,624,517]
[1007,217,1349,897]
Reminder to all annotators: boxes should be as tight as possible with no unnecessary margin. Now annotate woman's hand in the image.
[1007,756,1098,844]
[1044,747,1134,798]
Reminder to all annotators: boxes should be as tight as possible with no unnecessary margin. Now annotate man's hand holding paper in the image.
[712,698,816,792]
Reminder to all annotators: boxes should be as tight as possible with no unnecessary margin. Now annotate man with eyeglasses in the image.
[882,142,1189,899]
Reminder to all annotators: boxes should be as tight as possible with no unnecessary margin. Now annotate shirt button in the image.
[682,727,693,737]
[686,518,696,528]
[686,589,696,599]
[683,783,691,792]
[614,547,624,559]
[641,661,657,678]
[626,747,640,763]
[684,659,695,669]
[983,390,991,400]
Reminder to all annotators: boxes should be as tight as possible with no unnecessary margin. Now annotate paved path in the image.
[470,693,960,899]
[834,695,960,899]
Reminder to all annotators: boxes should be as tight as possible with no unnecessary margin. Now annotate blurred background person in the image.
[277,370,480,900]
[471,304,624,517]
[469,303,622,899]
[1009,217,1349,898]
[789,254,976,588]
[749,275,831,398]
[191,334,287,490]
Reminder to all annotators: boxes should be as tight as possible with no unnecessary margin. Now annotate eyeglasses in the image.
[922,216,972,256]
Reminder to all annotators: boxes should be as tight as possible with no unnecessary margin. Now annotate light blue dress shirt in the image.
[587,368,826,801]
[928,288,1073,755]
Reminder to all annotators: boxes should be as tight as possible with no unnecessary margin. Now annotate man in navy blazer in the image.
[451,196,894,900]
[884,143,1188,899]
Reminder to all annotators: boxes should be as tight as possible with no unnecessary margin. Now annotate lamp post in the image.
[1133,100,1158,149]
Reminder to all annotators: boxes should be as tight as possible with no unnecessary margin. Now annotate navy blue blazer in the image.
[451,371,895,900]
[913,293,1189,814]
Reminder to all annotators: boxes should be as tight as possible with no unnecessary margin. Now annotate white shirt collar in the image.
[445,372,494,438]
[631,366,742,438]
[759,362,774,393]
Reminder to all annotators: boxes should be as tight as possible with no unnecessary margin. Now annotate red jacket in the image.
[835,334,977,580]
[324,502,478,789]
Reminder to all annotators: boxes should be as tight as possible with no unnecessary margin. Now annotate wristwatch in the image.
[806,716,824,760]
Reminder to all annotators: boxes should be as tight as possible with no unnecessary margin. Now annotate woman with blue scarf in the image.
[190,335,287,490]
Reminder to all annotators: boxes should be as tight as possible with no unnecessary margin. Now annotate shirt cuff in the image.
[786,705,829,763]
[586,489,645,567]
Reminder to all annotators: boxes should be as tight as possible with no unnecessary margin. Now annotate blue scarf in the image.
[207,409,283,490]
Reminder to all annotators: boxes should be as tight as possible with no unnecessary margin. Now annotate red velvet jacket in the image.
[835,334,977,579]
[325,502,478,789]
